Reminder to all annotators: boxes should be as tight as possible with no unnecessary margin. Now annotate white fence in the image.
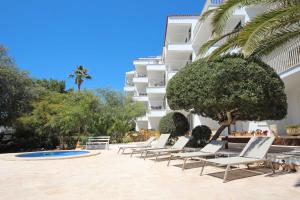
[263,38,300,74]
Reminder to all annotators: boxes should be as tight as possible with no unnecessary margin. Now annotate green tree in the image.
[68,65,92,91]
[0,46,36,126]
[95,89,146,142]
[36,79,66,93]
[198,0,300,59]
[17,91,101,149]
[158,112,189,138]
[167,54,287,139]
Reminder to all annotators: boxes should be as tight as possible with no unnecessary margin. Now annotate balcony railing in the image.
[134,73,147,78]
[167,59,192,72]
[210,0,224,6]
[149,101,166,110]
[139,92,147,96]
[148,79,165,87]
[262,38,300,74]
[134,58,162,64]
[166,33,192,45]
[125,81,134,86]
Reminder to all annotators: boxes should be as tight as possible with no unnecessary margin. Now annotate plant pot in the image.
[295,165,300,173]
[272,162,280,170]
[286,127,300,136]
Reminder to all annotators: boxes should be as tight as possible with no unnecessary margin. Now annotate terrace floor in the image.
[0,147,299,200]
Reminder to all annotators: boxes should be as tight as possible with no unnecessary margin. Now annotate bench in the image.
[86,136,110,150]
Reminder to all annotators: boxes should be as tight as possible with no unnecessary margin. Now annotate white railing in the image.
[167,33,192,45]
[262,38,300,74]
[125,80,134,86]
[210,0,224,6]
[148,79,165,87]
[134,73,147,78]
[167,59,192,72]
[134,58,162,64]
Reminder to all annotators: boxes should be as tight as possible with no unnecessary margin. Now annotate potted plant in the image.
[285,124,300,136]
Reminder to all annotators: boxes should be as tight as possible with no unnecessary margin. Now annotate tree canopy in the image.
[0,46,36,126]
[166,54,287,123]
[16,89,146,148]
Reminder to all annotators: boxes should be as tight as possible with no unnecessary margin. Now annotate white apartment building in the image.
[125,0,300,134]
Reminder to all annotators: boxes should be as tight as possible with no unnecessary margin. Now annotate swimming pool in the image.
[16,150,90,158]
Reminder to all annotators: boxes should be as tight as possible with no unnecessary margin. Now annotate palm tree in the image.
[198,0,300,60]
[68,65,92,91]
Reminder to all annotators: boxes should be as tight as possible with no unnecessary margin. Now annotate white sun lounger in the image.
[130,134,171,157]
[117,137,156,154]
[143,136,190,161]
[167,140,225,170]
[200,137,275,183]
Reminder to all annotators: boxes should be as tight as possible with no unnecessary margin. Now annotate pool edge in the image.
[0,150,101,161]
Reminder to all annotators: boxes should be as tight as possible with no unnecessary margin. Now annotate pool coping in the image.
[0,150,101,161]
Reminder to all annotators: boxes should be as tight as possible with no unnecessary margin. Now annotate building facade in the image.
[125,0,300,134]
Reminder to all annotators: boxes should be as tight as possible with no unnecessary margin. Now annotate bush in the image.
[158,112,189,138]
[187,125,212,148]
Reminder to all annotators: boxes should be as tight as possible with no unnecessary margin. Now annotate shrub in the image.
[187,125,212,148]
[158,112,189,138]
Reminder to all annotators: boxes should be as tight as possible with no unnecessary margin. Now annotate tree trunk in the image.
[210,124,229,141]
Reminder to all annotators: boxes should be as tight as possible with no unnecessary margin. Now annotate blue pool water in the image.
[16,150,90,158]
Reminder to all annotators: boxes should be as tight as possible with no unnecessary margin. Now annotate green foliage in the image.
[198,0,300,58]
[167,54,287,122]
[187,125,212,148]
[69,65,92,91]
[285,124,300,129]
[0,46,36,126]
[36,79,66,93]
[158,112,189,138]
[16,89,146,149]
[95,89,146,142]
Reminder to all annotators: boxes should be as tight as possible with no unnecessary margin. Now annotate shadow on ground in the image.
[207,168,273,182]
[295,179,300,187]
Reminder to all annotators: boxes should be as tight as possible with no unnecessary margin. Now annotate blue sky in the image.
[1,0,205,91]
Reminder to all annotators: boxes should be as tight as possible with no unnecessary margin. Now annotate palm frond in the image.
[198,28,241,56]
[250,29,300,57]
[210,0,291,35]
[199,9,215,21]
[206,34,240,61]
[240,6,300,56]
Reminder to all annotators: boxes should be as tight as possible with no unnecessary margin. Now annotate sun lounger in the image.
[143,136,190,160]
[130,134,170,157]
[167,140,225,170]
[117,137,156,154]
[200,137,275,183]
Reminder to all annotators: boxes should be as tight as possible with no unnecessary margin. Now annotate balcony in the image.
[132,93,148,101]
[147,64,166,71]
[166,33,191,45]
[263,38,300,74]
[167,59,192,72]
[134,58,162,65]
[167,43,193,52]
[148,79,165,87]
[147,101,166,117]
[133,74,148,83]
